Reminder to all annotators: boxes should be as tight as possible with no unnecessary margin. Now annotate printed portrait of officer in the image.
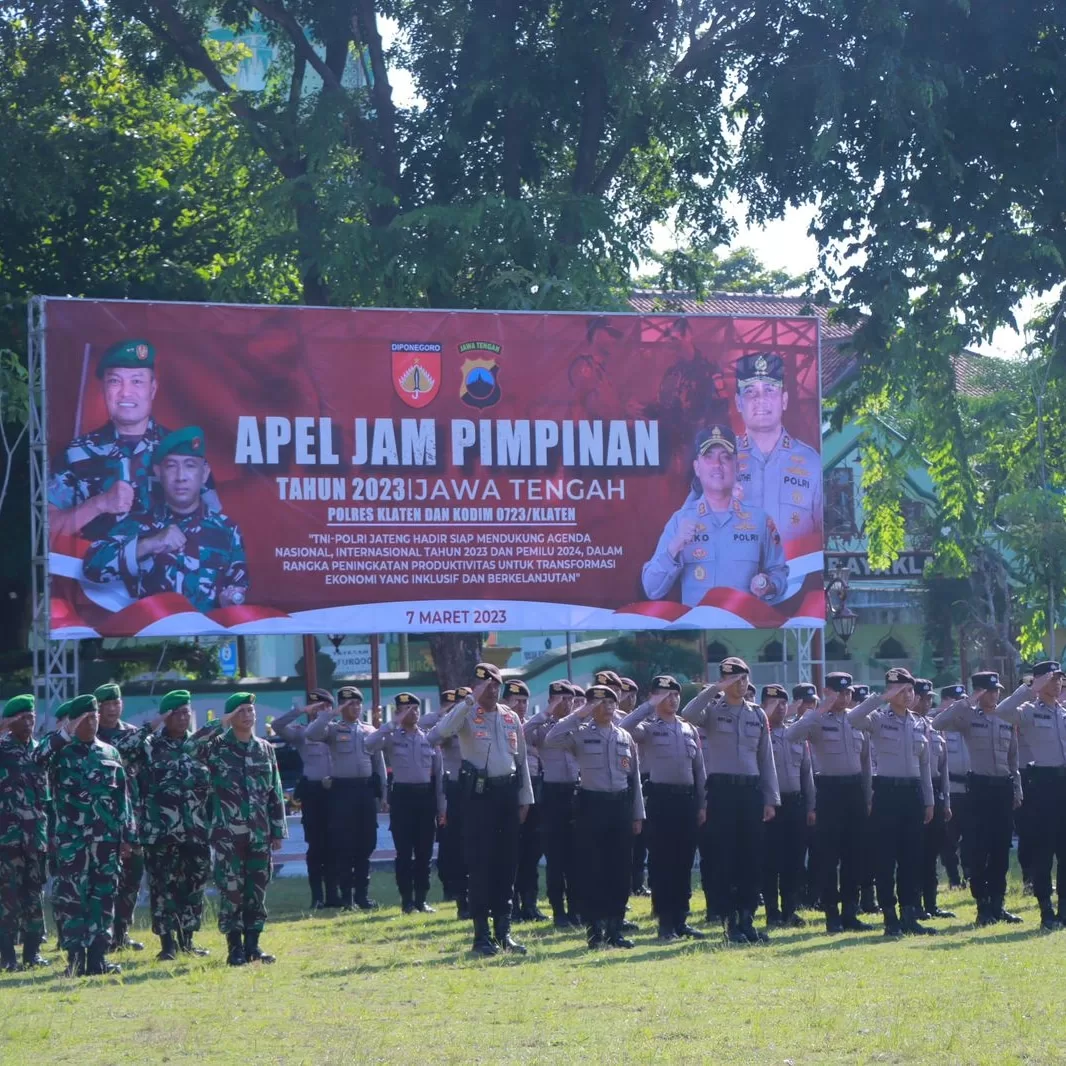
[642,424,788,607]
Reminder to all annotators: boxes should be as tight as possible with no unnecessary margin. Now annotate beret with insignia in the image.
[913,678,933,696]
[308,688,335,706]
[2,694,35,719]
[159,689,192,714]
[651,675,682,693]
[441,689,458,704]
[971,671,1003,691]
[762,684,788,701]
[586,684,617,702]
[224,691,255,716]
[735,352,785,391]
[792,683,817,701]
[885,667,915,686]
[695,424,737,457]
[504,680,530,699]
[93,683,121,703]
[474,663,502,683]
[154,426,206,466]
[395,692,420,708]
[1032,660,1064,678]
[851,685,870,701]
[941,684,967,701]
[69,694,99,717]
[96,339,156,378]
[337,686,364,702]
[825,671,853,693]
[720,656,750,677]
[548,680,573,697]
[620,677,638,694]
[569,684,586,698]
[455,686,473,699]
[594,670,623,692]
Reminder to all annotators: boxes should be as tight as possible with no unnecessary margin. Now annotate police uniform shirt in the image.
[271,715,332,782]
[305,715,387,782]
[769,727,816,814]
[915,716,951,811]
[366,724,446,816]
[846,704,934,807]
[419,709,463,779]
[941,727,972,793]
[543,713,645,820]
[641,496,788,606]
[784,708,870,779]
[736,430,823,541]
[931,702,1022,800]
[523,710,579,784]
[619,702,707,805]
[681,694,780,806]
[426,699,535,807]
[994,686,1066,767]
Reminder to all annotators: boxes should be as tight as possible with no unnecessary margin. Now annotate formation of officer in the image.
[912,679,955,921]
[504,680,546,922]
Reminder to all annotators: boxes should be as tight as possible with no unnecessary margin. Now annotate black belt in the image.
[968,773,1013,786]
[707,773,759,787]
[461,760,516,778]
[330,776,373,786]
[648,783,695,796]
[815,774,863,786]
[874,776,920,788]
[1023,765,1066,778]
[391,781,434,792]
[578,788,630,801]
[542,780,579,790]
[949,773,968,784]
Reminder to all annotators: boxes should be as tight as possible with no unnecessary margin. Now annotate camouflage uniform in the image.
[0,734,49,944]
[48,420,221,541]
[191,722,286,933]
[40,736,134,951]
[82,504,248,611]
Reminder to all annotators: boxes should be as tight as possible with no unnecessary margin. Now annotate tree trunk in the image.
[427,633,483,691]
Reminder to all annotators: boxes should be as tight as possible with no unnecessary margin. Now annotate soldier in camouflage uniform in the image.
[82,426,248,612]
[37,694,135,976]
[92,682,146,952]
[191,691,286,966]
[49,340,221,543]
[0,695,51,971]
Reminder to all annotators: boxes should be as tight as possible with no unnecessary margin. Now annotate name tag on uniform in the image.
[821,724,840,734]
[1035,716,1053,728]
[582,737,602,745]
[716,717,734,732]
[972,721,989,730]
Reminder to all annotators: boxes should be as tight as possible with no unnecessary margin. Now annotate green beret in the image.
[93,683,121,703]
[224,691,255,716]
[69,694,99,717]
[160,689,192,714]
[155,426,206,466]
[96,339,155,378]
[2,694,35,719]
[54,699,76,722]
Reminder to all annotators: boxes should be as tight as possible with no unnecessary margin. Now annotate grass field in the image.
[1,872,1064,1065]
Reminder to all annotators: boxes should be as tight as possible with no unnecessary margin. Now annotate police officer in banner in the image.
[733,352,822,540]
[643,425,789,607]
[621,675,707,942]
[427,664,534,957]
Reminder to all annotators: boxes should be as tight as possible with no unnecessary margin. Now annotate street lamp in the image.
[831,606,858,650]
[826,563,858,655]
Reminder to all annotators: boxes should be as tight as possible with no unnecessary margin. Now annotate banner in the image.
[41,299,824,636]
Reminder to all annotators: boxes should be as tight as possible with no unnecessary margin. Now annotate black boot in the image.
[883,906,903,938]
[324,881,342,908]
[21,935,49,968]
[781,911,807,928]
[725,912,749,945]
[1039,900,1062,932]
[179,929,210,956]
[739,910,768,944]
[456,895,471,921]
[401,897,416,914]
[354,895,379,912]
[824,907,844,934]
[675,915,706,939]
[764,907,784,930]
[520,901,548,922]
[157,933,178,960]
[900,906,936,936]
[226,930,246,966]
[494,916,527,954]
[975,899,996,927]
[586,920,606,948]
[841,909,874,932]
[0,934,18,972]
[86,937,121,975]
[471,917,498,957]
[244,930,276,963]
[605,918,634,949]
[65,947,86,977]
[413,897,435,913]
[656,917,680,942]
[112,920,144,952]
[552,905,570,929]
[992,901,1023,924]
[309,879,324,910]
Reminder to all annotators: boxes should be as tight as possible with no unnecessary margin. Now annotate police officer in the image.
[427,664,534,957]
[270,689,335,908]
[937,684,973,889]
[847,670,935,936]
[785,672,874,933]
[523,681,581,928]
[682,658,779,944]
[912,679,955,920]
[732,352,822,544]
[545,684,644,949]
[504,680,546,922]
[764,683,815,929]
[932,672,1023,926]
[305,686,387,911]
[619,678,651,898]
[847,684,878,914]
[792,684,822,911]
[420,688,471,916]
[642,425,789,606]
[367,693,445,914]
[621,675,707,941]
[993,662,1066,929]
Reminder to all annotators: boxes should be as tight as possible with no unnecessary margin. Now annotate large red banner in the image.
[41,299,824,637]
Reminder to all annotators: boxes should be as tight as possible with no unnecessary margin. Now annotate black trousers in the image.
[297,779,333,904]
[707,776,764,916]
[967,774,1014,906]
[460,772,520,921]
[645,784,698,927]
[870,778,923,912]
[437,777,467,900]
[698,818,714,912]
[763,791,807,918]
[814,776,865,917]
[513,780,543,910]
[390,783,437,904]
[921,801,947,911]
[575,790,632,923]
[1020,768,1066,908]
[327,778,378,906]
[540,782,578,914]
[940,789,973,885]
[632,774,651,890]
[802,821,820,906]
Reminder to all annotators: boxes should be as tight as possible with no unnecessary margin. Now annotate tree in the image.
[635,244,807,296]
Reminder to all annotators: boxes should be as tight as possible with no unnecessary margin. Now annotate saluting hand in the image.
[668,518,698,558]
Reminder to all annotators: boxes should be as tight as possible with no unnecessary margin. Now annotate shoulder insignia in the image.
[738,433,750,448]
[782,433,792,449]
[697,501,707,517]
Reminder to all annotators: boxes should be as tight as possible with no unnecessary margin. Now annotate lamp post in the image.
[826,564,858,658]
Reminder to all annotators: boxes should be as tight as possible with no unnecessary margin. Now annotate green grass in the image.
[1,873,1064,1065]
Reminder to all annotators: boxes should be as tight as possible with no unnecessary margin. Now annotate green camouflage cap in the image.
[159,689,192,714]
[69,694,99,717]
[93,683,121,703]
[224,691,255,716]
[155,426,206,466]
[54,699,76,722]
[96,339,155,378]
[2,694,35,719]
